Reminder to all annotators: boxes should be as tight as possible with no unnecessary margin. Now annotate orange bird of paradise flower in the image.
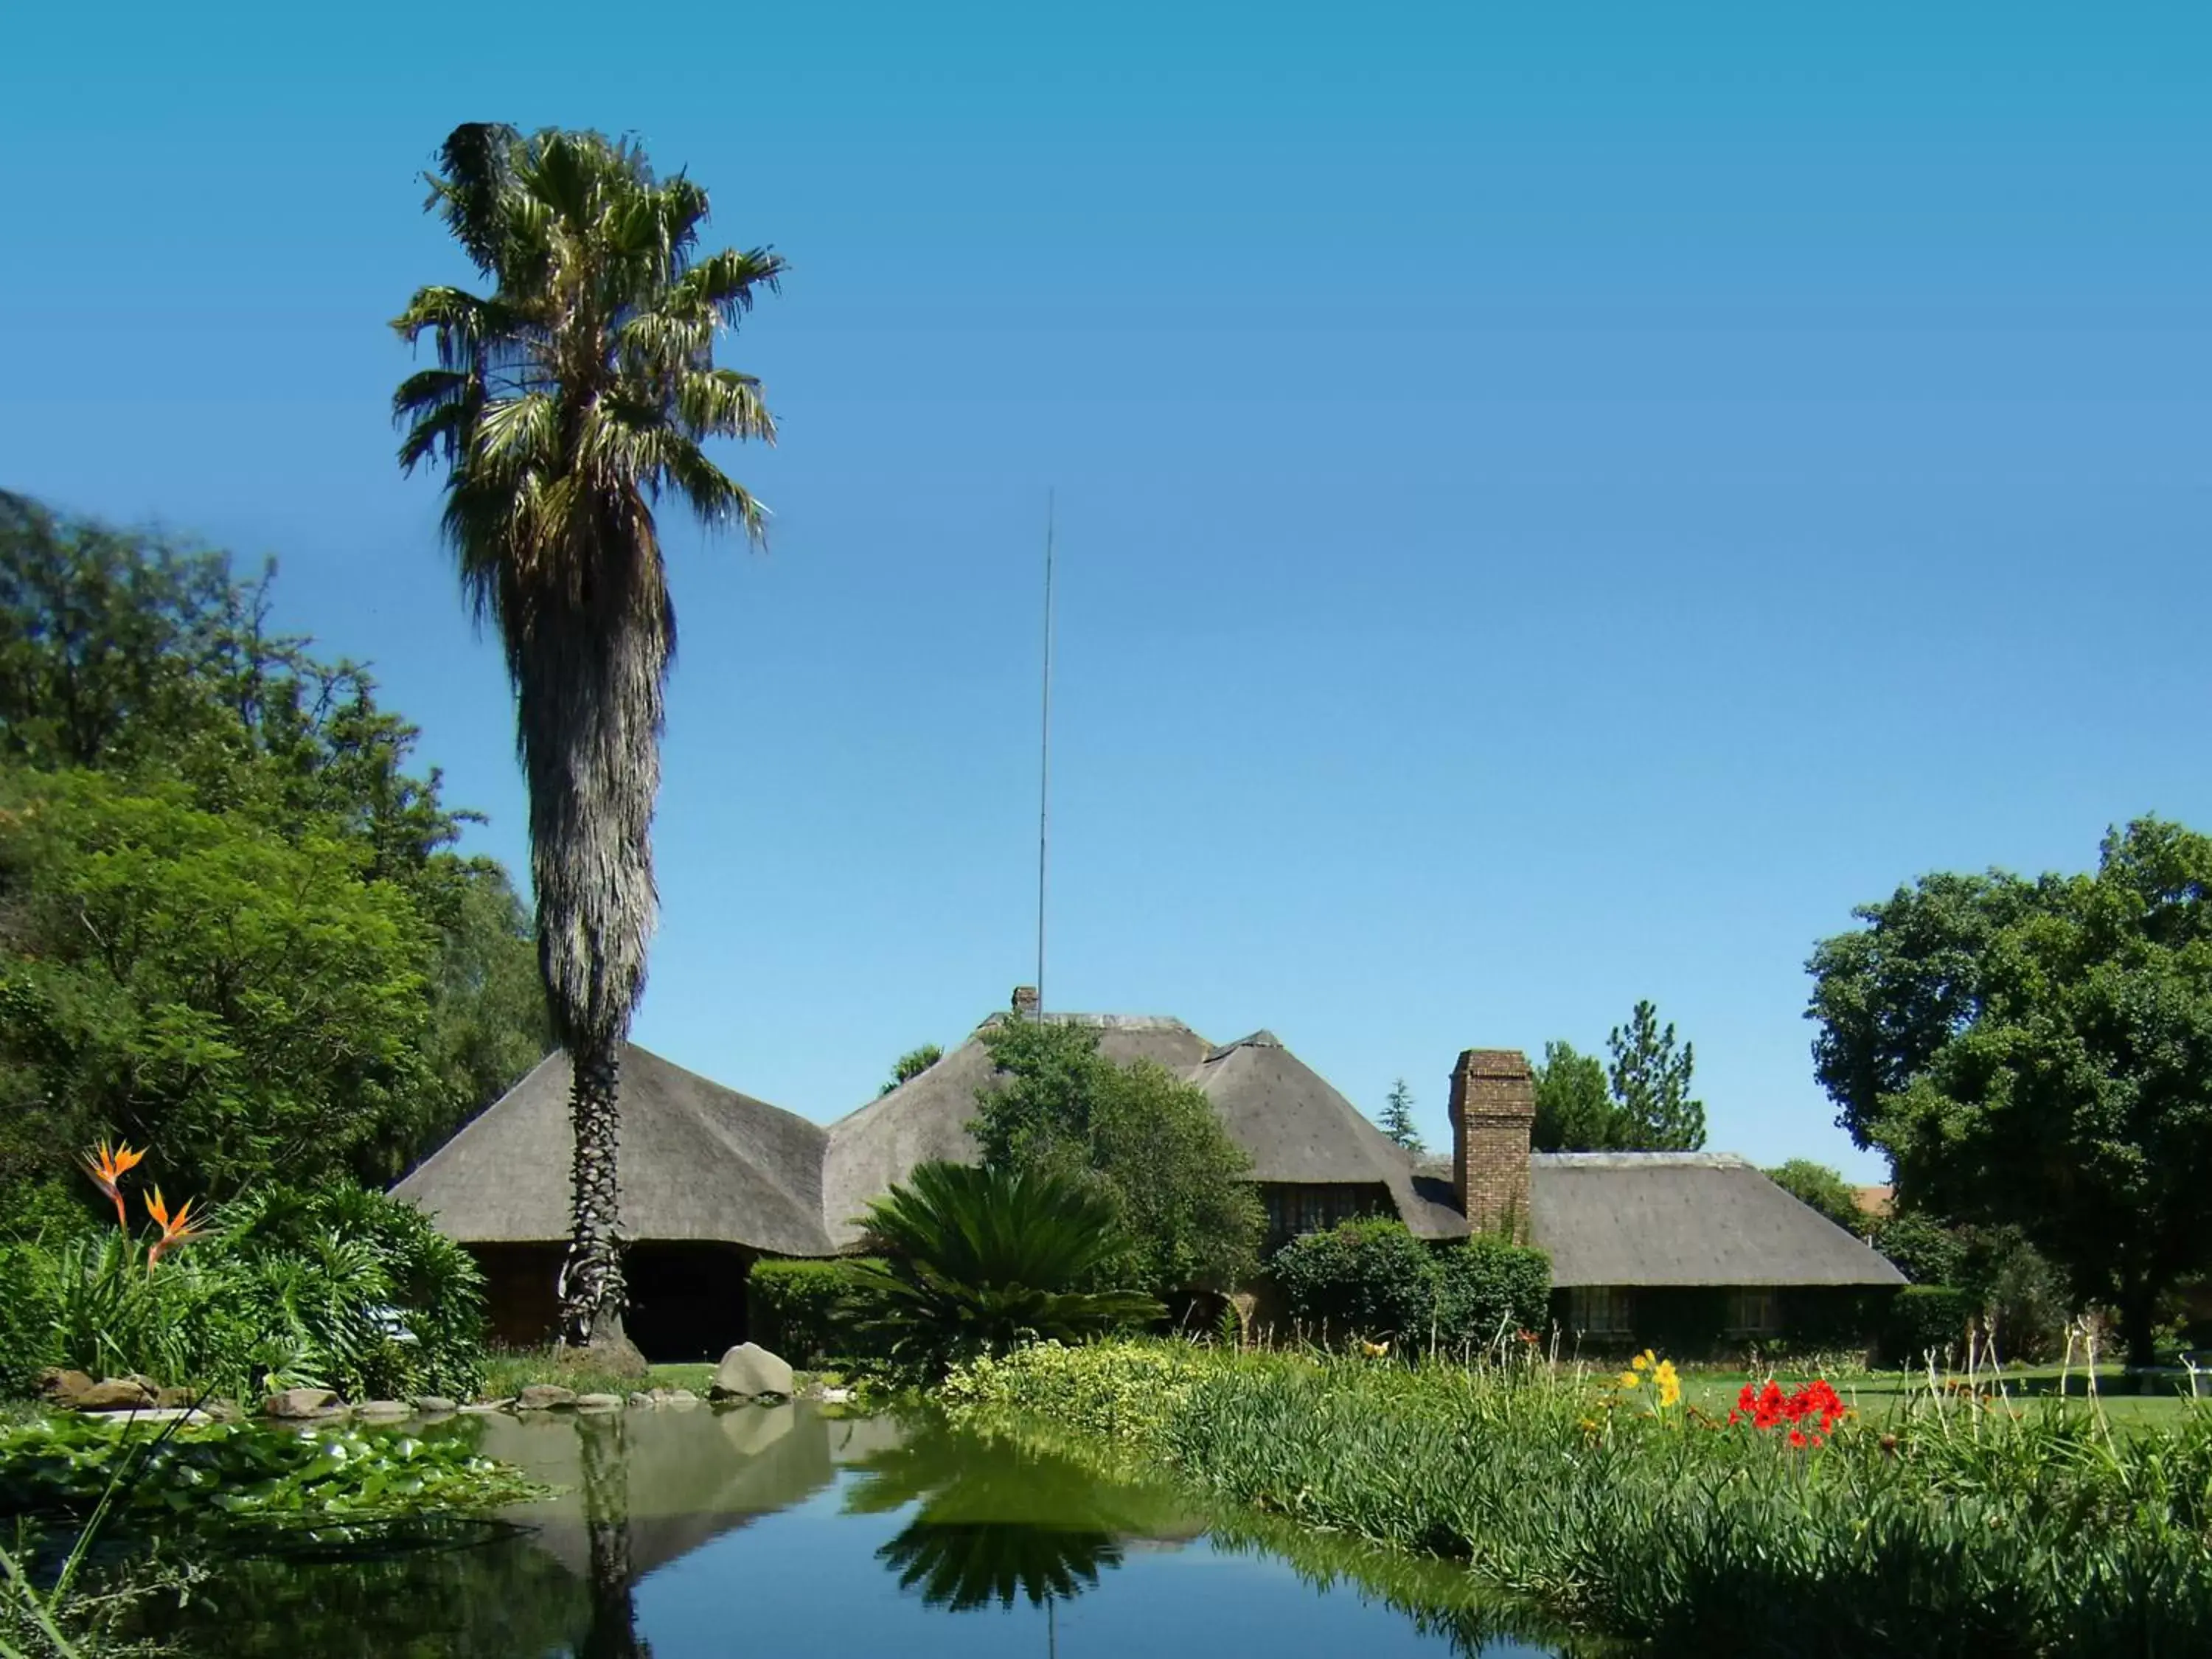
[80,1141,147,1231]
[145,1188,204,1267]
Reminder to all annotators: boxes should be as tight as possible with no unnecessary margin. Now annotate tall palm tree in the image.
[392,125,782,1343]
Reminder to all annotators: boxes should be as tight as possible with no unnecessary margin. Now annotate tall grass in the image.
[944,1340,2212,1655]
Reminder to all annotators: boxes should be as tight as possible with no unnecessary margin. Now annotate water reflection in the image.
[844,1425,1197,1613]
[125,1406,1552,1658]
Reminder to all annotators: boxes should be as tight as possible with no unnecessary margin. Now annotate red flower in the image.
[1788,1428,1808,1447]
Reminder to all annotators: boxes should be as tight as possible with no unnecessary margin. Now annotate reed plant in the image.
[944,1338,2212,1655]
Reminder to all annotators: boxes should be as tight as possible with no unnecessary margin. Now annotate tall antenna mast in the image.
[1036,490,1055,1017]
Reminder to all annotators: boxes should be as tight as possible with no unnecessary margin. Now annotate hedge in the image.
[1266,1220,1551,1349]
[745,1257,890,1367]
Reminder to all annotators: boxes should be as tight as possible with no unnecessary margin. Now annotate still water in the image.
[145,1404,1561,1658]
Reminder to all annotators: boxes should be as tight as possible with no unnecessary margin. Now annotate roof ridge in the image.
[1532,1151,1754,1169]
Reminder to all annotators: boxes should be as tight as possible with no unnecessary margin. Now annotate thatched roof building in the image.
[396,996,1900,1356]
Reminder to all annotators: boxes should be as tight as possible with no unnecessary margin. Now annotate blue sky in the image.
[4,1,2206,1175]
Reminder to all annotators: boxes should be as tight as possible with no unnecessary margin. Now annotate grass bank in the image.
[942,1340,2212,1656]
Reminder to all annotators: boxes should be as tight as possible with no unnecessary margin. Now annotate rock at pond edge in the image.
[710,1343,795,1401]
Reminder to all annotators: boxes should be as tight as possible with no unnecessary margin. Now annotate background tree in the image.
[392,125,782,1344]
[1764,1160,1869,1236]
[971,1019,1264,1296]
[880,1043,943,1096]
[1376,1077,1422,1152]
[1607,999,1705,1150]
[1531,1040,1630,1152]
[1806,818,2212,1366]
[0,498,547,1206]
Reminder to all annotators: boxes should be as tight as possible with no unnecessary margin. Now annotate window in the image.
[1568,1286,1633,1336]
[1727,1288,1782,1335]
[1259,1184,1389,1245]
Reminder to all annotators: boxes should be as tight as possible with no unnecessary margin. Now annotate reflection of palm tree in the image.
[878,1518,1121,1613]
[844,1422,1192,1630]
[577,1413,653,1659]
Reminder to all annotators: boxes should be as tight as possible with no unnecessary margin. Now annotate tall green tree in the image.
[1531,1040,1630,1152]
[1607,999,1706,1150]
[0,498,549,1191]
[392,125,783,1343]
[972,1019,1264,1295]
[1376,1077,1422,1152]
[1806,818,2212,1366]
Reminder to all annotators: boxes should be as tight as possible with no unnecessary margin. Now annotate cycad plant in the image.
[392,125,783,1344]
[847,1162,1161,1373]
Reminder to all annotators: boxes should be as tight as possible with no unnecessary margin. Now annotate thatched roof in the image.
[392,1046,833,1257]
[1527,1154,1907,1288]
[818,1014,1211,1248]
[1192,1032,1469,1240]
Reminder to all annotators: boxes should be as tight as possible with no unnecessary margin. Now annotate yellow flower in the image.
[1654,1359,1681,1409]
[1632,1349,1655,1372]
[1615,1368,1641,1390]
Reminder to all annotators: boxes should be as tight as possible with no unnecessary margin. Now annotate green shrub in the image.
[1267,1219,1437,1341]
[1430,1237,1551,1349]
[15,1181,486,1401]
[1885,1284,1975,1366]
[747,1257,889,1366]
[947,1340,2212,1653]
[0,1243,55,1399]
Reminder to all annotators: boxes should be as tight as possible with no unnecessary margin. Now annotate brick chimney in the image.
[1011,985,1040,1020]
[1450,1048,1535,1241]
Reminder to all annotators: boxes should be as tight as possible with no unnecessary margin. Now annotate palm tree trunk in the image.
[560,1037,628,1345]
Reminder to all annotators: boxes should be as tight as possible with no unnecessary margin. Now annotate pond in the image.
[132,1404,1564,1658]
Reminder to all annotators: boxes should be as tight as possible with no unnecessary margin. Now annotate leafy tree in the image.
[1266,1217,1436,1342]
[1607,1000,1706,1150]
[1531,1040,1631,1152]
[392,125,783,1344]
[1377,1077,1422,1152]
[1806,818,2212,1366]
[845,1161,1162,1372]
[1764,1159,1869,1236]
[0,500,549,1190]
[972,1019,1264,1295]
[880,1043,944,1096]
[0,770,442,1194]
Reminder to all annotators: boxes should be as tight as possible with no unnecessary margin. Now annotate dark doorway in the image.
[624,1242,754,1362]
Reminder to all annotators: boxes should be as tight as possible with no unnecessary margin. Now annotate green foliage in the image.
[1266,1219,1437,1341]
[745,1258,889,1367]
[1376,1079,1422,1152]
[1807,818,2212,1363]
[973,1020,1262,1295]
[1530,1040,1629,1152]
[0,770,441,1194]
[846,1161,1162,1374]
[1532,1021,1706,1152]
[1885,1285,1977,1366]
[0,498,546,1198]
[1869,1207,1964,1284]
[1269,1222,1551,1349]
[0,1414,543,1535]
[1764,1160,1869,1235]
[13,1183,485,1402]
[879,1045,942,1096]
[1430,1237,1551,1346]
[1606,999,1705,1151]
[948,1339,2212,1654]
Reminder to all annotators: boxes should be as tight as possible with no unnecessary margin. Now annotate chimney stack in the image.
[1450,1048,1535,1241]
[1011,985,1040,1020]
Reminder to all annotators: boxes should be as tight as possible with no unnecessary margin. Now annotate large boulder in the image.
[556,1334,649,1382]
[36,1368,95,1408]
[711,1343,794,1401]
[514,1384,578,1411]
[74,1377,157,1412]
[265,1387,339,1419]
